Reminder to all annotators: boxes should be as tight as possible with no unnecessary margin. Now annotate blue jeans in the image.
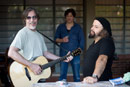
[59,56,80,82]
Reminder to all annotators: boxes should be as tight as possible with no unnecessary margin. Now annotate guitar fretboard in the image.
[41,48,81,70]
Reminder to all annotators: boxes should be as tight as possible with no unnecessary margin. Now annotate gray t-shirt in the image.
[10,27,47,60]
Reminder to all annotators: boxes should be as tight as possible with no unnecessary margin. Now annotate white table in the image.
[31,81,130,87]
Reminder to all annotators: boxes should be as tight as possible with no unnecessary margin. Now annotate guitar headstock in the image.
[71,48,82,56]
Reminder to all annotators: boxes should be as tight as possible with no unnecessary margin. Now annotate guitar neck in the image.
[41,56,67,70]
[41,48,81,70]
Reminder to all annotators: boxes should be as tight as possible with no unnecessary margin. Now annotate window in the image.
[95,0,130,54]
[0,0,23,52]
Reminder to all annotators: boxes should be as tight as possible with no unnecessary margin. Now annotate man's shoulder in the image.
[74,23,82,30]
[16,27,27,36]
[58,23,65,27]
[101,37,113,42]
[18,27,26,32]
[101,37,115,48]
[74,23,80,26]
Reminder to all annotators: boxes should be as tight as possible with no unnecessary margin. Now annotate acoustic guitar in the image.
[9,48,81,87]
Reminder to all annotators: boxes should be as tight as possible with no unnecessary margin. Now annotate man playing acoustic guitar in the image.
[8,7,73,87]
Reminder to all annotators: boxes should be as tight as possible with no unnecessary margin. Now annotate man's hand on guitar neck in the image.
[28,63,42,75]
[64,51,73,62]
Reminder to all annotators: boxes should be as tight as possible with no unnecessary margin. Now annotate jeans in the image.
[59,56,80,82]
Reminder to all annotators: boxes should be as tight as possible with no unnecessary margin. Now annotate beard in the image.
[88,30,95,38]
[28,22,37,30]
[88,30,105,38]
[30,26,36,30]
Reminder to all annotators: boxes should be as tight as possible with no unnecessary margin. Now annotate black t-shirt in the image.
[83,37,115,81]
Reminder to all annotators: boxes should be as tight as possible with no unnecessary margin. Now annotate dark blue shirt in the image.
[55,23,85,56]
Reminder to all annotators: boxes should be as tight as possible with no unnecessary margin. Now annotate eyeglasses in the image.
[26,16,37,20]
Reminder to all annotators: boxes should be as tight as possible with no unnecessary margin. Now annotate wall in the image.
[112,54,130,78]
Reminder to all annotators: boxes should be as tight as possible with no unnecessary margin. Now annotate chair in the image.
[0,52,7,87]
[0,48,14,87]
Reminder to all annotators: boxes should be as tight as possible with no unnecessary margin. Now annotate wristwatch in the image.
[92,74,99,80]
